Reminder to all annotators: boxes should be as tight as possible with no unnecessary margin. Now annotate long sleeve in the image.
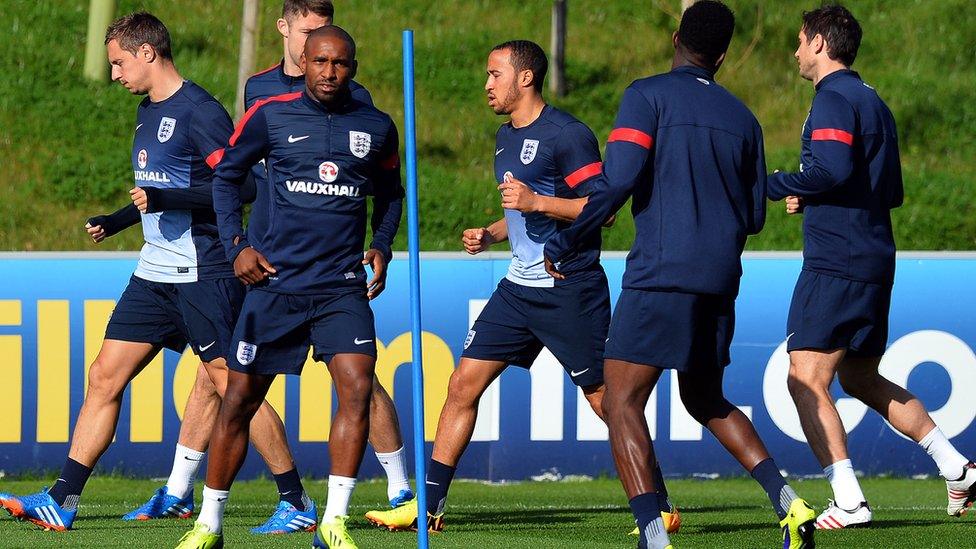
[554,121,603,197]
[213,104,271,262]
[87,203,141,238]
[369,121,405,261]
[768,90,856,200]
[545,85,657,265]
[748,124,768,235]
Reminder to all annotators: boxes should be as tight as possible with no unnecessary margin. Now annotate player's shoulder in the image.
[181,81,222,107]
[247,61,282,86]
[350,100,396,132]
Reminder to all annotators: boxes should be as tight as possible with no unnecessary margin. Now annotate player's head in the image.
[302,25,357,105]
[674,0,735,72]
[796,4,861,80]
[278,0,335,69]
[104,12,172,95]
[485,40,548,115]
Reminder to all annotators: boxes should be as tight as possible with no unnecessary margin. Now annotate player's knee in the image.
[601,387,639,421]
[85,360,127,403]
[838,371,873,399]
[446,369,482,408]
[786,368,827,402]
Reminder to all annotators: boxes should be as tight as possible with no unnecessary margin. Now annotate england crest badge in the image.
[520,139,539,165]
[157,117,177,143]
[237,341,257,365]
[350,131,371,158]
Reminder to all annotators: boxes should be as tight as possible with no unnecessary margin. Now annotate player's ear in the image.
[139,43,156,63]
[276,17,289,39]
[349,59,358,80]
[519,69,534,90]
[299,52,306,73]
[714,51,727,71]
[672,30,679,50]
[812,33,825,55]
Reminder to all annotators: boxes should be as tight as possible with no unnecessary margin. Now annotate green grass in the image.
[0,476,972,547]
[1,1,974,250]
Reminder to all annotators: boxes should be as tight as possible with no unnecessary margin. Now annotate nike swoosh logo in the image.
[288,134,309,143]
[570,368,589,377]
[216,497,227,502]
[199,341,216,352]
[786,332,796,342]
[136,124,143,130]
[495,148,504,156]
[183,455,201,461]
[354,338,373,345]
[426,481,440,486]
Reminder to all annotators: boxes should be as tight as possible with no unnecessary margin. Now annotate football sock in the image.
[165,443,204,500]
[823,459,865,511]
[652,461,672,510]
[425,459,456,516]
[273,468,306,511]
[198,486,229,534]
[751,458,797,520]
[630,492,671,549]
[323,475,356,519]
[375,446,412,502]
[47,458,93,509]
[918,426,969,480]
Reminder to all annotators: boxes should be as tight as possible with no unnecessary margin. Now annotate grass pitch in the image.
[0,476,970,548]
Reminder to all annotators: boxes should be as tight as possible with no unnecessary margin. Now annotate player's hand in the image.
[544,256,566,280]
[498,172,538,213]
[234,247,276,285]
[85,221,106,243]
[363,248,388,300]
[461,227,494,255]
[130,187,149,213]
[785,195,804,215]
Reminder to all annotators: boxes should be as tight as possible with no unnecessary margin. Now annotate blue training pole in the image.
[402,29,430,549]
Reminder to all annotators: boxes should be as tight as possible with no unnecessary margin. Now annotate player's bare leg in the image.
[69,340,160,466]
[203,358,296,474]
[367,377,414,506]
[581,383,606,419]
[430,358,507,467]
[837,356,935,441]
[177,363,221,451]
[787,348,850,466]
[602,359,663,499]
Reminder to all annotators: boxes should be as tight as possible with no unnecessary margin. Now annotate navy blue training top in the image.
[768,69,903,285]
[494,105,604,286]
[212,90,404,295]
[243,61,373,198]
[131,80,236,283]
[546,65,766,296]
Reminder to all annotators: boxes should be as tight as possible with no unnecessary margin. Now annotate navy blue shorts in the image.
[228,289,376,376]
[105,274,244,362]
[461,272,609,387]
[604,289,735,372]
[786,270,891,358]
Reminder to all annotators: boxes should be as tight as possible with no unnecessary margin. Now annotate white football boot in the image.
[946,462,976,517]
[814,500,872,529]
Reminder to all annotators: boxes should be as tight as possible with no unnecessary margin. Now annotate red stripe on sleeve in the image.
[811,128,854,146]
[607,128,654,149]
[564,161,602,188]
[205,148,225,169]
[229,91,303,146]
[381,152,400,170]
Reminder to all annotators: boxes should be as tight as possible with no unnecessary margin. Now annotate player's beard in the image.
[494,84,520,115]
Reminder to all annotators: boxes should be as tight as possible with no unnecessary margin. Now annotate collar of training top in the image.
[672,64,716,81]
[300,88,357,114]
[816,69,861,91]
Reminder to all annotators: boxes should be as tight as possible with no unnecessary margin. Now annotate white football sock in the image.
[323,475,357,520]
[824,459,866,510]
[919,426,969,480]
[376,447,411,501]
[198,486,229,534]
[165,444,205,500]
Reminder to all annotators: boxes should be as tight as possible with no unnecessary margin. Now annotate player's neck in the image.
[282,47,302,77]
[509,96,546,129]
[812,62,849,87]
[147,66,185,103]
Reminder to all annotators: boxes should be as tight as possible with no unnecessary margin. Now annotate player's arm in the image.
[364,121,405,299]
[462,217,507,255]
[213,103,274,284]
[544,85,657,277]
[498,175,616,226]
[768,90,856,200]
[85,202,141,243]
[747,122,768,235]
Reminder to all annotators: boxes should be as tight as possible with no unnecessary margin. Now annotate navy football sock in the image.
[652,461,671,510]
[425,460,456,516]
[630,492,669,548]
[47,458,92,509]
[750,458,797,520]
[273,468,306,511]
